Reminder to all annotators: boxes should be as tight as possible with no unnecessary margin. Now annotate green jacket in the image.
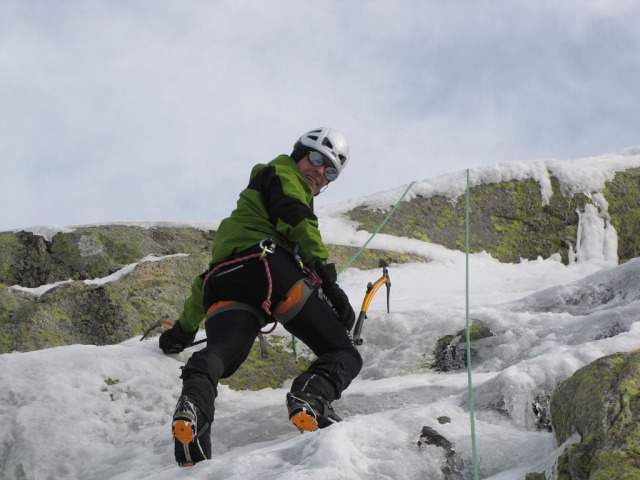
[178,155,329,332]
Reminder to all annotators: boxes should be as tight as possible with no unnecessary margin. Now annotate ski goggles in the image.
[308,151,339,182]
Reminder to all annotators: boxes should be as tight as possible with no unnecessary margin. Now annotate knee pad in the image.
[273,278,315,324]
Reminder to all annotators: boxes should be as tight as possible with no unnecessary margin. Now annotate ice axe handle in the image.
[352,311,367,346]
[139,317,176,341]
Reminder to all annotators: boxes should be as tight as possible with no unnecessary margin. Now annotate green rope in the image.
[292,330,298,361]
[292,181,416,361]
[465,169,480,479]
[339,181,416,274]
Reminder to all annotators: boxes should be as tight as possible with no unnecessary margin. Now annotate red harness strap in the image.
[202,242,275,316]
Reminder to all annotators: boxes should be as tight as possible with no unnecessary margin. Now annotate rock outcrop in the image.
[348,168,640,265]
[550,350,640,479]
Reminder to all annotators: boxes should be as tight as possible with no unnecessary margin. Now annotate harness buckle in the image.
[291,244,305,270]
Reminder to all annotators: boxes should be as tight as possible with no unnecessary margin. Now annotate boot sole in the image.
[173,420,197,468]
[173,419,195,445]
[290,410,319,432]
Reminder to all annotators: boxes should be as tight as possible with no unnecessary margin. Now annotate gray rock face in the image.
[0,225,215,287]
[348,168,640,265]
[0,225,215,353]
[2,251,210,353]
[551,350,640,479]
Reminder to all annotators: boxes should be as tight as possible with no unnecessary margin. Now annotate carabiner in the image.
[259,238,276,259]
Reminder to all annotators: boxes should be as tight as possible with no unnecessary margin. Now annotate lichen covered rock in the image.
[551,350,640,479]
[347,169,640,265]
[5,252,210,353]
[431,320,494,372]
[0,225,215,287]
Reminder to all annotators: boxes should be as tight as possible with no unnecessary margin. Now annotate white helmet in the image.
[294,127,350,179]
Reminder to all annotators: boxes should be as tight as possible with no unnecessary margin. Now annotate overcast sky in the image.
[2,0,639,232]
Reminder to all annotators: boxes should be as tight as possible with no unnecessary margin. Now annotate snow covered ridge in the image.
[12,221,220,242]
[320,146,640,213]
[320,148,640,268]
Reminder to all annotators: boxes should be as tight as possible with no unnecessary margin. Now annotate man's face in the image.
[297,155,330,196]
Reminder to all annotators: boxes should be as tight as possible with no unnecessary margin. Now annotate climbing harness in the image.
[200,238,281,338]
[202,238,277,317]
[292,244,322,288]
[140,239,281,346]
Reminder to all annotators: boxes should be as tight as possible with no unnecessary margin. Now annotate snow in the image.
[2,151,640,479]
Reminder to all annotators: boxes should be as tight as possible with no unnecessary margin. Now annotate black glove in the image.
[317,263,356,331]
[159,321,197,354]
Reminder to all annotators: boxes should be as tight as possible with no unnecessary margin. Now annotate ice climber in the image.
[159,127,362,467]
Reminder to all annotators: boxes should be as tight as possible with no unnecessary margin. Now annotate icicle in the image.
[576,204,605,263]
[573,194,618,266]
[603,218,619,264]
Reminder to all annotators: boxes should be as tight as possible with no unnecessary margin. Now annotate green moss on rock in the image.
[551,350,640,479]
[220,335,312,391]
[0,225,215,289]
[3,252,210,353]
[0,233,21,284]
[0,231,74,287]
[0,284,36,352]
[49,225,215,280]
[326,244,428,271]
[346,175,596,264]
[430,320,494,371]
[524,472,547,480]
[603,168,640,263]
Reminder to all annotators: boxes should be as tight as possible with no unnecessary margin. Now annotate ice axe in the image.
[351,260,391,346]
[139,317,208,347]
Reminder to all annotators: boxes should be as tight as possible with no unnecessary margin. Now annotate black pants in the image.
[180,247,363,423]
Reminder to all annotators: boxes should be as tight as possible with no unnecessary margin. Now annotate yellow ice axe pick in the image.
[351,260,391,346]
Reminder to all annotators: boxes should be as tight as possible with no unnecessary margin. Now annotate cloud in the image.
[1,0,639,230]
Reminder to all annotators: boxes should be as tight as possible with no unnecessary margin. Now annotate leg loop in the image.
[203,239,277,317]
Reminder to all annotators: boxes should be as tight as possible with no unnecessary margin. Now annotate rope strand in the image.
[339,181,416,274]
[203,248,274,317]
[465,168,480,479]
